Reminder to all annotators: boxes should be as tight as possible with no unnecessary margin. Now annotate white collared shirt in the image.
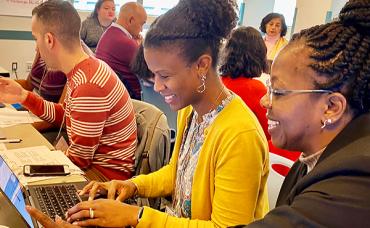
[299,147,326,173]
[110,22,133,39]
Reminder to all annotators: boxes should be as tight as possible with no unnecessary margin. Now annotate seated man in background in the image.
[0,0,137,181]
[17,49,67,133]
[95,2,147,100]
[16,41,93,133]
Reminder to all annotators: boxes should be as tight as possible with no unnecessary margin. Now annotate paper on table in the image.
[0,146,84,185]
[0,143,6,151]
[28,112,43,123]
[0,108,34,127]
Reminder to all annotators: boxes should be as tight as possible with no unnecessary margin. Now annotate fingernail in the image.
[73,222,79,225]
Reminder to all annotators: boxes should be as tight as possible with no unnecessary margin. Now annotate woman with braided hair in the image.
[235,0,370,227]
[26,0,269,227]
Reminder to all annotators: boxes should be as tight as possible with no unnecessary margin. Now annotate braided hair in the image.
[291,0,370,116]
[143,0,238,68]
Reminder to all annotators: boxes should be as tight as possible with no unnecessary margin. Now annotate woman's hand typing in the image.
[79,180,138,201]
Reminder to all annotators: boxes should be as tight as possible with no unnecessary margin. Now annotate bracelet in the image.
[137,207,144,224]
[132,181,139,197]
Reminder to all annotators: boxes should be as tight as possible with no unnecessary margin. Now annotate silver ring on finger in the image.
[89,207,94,219]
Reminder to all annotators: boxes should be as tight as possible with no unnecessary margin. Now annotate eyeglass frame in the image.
[265,78,334,105]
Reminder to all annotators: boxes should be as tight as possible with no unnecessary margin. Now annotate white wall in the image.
[242,0,275,30]
[293,0,332,33]
[0,15,33,79]
[331,0,348,20]
[0,11,90,79]
[0,1,352,77]
[0,11,157,78]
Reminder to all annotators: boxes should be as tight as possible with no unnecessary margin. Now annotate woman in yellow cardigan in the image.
[27,0,269,227]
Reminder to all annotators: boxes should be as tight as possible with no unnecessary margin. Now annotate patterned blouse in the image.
[168,95,233,218]
[80,17,110,52]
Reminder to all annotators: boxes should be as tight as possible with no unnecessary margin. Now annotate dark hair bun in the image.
[184,0,238,39]
[339,0,370,31]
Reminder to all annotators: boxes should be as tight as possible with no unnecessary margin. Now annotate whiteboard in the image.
[0,0,42,17]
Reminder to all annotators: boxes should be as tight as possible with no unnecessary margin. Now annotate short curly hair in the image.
[220,26,268,78]
[260,13,287,37]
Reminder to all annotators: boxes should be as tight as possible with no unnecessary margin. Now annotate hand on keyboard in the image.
[79,180,137,202]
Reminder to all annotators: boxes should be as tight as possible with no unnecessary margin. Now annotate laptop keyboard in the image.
[34,184,81,220]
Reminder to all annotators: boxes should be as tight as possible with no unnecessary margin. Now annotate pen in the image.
[0,138,22,143]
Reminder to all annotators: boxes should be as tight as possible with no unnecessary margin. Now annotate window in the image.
[237,0,244,25]
[73,0,134,12]
[273,0,296,26]
[143,0,179,16]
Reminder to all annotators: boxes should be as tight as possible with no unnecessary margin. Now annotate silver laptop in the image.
[0,155,88,228]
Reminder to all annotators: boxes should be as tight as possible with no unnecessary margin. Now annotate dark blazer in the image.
[240,114,370,228]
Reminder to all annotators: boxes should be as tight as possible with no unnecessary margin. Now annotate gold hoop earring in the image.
[197,75,206,93]
[321,119,332,129]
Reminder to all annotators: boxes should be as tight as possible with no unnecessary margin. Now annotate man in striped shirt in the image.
[0,0,137,180]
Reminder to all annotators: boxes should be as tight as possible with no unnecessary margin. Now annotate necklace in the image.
[99,24,108,33]
[97,17,110,33]
[38,61,48,96]
[211,86,228,112]
[54,54,87,144]
[196,86,229,123]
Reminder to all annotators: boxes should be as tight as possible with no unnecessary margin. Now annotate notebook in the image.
[0,155,88,228]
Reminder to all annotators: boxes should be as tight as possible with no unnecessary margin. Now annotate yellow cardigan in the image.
[132,95,269,227]
[267,37,288,61]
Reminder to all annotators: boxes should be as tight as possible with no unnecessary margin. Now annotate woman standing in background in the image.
[260,13,288,62]
[80,0,115,52]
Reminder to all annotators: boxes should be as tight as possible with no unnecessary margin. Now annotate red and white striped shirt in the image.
[22,56,137,180]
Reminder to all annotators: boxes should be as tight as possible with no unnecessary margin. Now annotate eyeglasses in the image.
[265,78,333,106]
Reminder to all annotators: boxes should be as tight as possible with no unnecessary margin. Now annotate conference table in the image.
[0,123,86,227]
[1,124,54,150]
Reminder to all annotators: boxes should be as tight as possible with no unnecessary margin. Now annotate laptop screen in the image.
[0,156,34,228]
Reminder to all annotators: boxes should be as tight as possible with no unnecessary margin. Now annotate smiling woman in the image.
[240,0,370,226]
[47,0,269,227]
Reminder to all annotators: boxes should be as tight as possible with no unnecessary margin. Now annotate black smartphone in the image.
[23,164,70,176]
[0,103,5,108]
